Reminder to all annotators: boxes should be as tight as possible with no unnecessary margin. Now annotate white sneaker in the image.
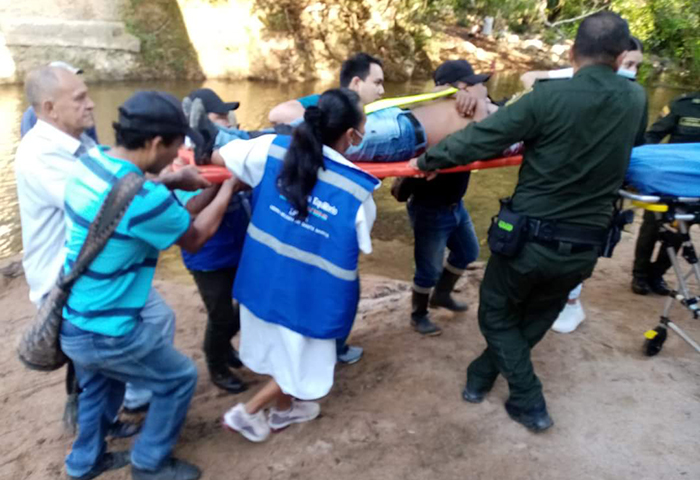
[222,403,270,442]
[551,301,586,334]
[268,400,321,430]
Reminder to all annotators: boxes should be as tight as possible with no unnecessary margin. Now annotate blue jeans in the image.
[123,289,176,410]
[407,201,480,292]
[214,126,251,148]
[345,107,427,163]
[60,318,198,475]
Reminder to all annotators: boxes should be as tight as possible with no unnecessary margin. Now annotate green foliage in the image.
[122,0,203,79]
[614,0,699,74]
[440,0,698,75]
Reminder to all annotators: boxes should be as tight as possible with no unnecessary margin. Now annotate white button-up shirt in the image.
[14,120,96,305]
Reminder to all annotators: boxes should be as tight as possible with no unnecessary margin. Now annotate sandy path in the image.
[1,222,698,480]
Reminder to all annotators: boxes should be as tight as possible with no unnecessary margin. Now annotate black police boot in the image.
[209,366,247,394]
[631,276,651,295]
[648,276,671,296]
[429,269,469,312]
[462,384,487,404]
[505,400,554,432]
[411,291,442,336]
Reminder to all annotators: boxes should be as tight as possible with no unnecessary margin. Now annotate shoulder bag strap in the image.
[62,172,146,287]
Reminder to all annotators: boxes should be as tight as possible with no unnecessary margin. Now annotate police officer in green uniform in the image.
[631,91,700,295]
[414,11,647,431]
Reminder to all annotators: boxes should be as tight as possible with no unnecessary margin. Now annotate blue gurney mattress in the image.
[626,143,700,197]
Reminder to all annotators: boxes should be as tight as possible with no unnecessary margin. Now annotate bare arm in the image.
[520,71,549,90]
[159,165,212,191]
[268,99,305,125]
[183,185,221,215]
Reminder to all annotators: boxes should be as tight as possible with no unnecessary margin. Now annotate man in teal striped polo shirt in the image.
[59,91,238,480]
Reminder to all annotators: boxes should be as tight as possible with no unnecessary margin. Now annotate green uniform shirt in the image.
[645,92,700,144]
[417,65,647,229]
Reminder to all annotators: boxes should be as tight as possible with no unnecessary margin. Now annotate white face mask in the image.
[617,68,637,80]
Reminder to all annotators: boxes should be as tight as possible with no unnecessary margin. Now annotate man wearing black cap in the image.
[58,90,238,480]
[433,59,492,90]
[180,88,250,394]
[400,59,492,337]
[188,88,240,128]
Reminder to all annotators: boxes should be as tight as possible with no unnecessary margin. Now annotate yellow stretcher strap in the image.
[631,200,669,212]
[364,87,459,114]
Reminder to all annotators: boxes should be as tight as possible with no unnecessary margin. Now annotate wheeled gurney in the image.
[619,190,700,355]
[622,143,700,356]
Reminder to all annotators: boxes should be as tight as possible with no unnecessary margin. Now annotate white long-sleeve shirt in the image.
[14,120,96,304]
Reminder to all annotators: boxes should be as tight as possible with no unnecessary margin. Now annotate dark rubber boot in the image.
[631,276,651,295]
[411,291,442,336]
[462,384,486,404]
[648,276,671,296]
[429,269,469,312]
[505,400,554,432]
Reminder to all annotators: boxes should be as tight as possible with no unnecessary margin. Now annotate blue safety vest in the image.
[181,192,250,271]
[234,135,379,339]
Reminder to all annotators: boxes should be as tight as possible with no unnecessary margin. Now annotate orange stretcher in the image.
[175,147,523,181]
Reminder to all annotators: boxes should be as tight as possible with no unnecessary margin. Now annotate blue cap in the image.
[117,91,203,146]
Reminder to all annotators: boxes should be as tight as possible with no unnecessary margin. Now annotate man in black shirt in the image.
[405,60,489,336]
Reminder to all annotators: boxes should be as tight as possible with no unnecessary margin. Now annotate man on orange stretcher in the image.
[185,71,522,179]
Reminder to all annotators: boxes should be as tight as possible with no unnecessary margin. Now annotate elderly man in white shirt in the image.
[15,67,97,305]
[14,66,172,424]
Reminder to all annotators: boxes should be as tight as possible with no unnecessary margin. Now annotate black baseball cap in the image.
[117,91,203,146]
[188,88,240,115]
[433,60,491,86]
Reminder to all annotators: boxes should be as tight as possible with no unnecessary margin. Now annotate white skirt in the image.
[238,304,337,400]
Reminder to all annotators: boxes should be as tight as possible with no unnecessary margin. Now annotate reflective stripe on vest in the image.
[247,222,358,281]
[233,135,378,339]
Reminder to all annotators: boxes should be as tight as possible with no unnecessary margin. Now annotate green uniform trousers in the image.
[467,242,598,409]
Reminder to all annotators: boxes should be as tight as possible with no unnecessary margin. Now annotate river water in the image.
[0,74,694,280]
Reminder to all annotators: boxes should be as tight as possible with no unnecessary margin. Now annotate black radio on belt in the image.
[601,208,635,258]
[487,198,529,257]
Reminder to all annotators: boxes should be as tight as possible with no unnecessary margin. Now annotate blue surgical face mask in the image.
[617,68,637,80]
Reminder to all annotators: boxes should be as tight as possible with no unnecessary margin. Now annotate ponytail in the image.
[277,88,363,219]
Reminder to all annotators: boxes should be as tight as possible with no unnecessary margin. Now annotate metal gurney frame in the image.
[620,189,700,356]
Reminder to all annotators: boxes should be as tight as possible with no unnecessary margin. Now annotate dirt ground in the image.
[1,220,699,480]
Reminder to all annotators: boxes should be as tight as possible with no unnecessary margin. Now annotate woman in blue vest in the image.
[213,88,379,442]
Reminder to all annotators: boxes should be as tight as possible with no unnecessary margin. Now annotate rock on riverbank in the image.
[0,0,570,84]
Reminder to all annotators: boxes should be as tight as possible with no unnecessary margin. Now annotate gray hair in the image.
[24,66,63,110]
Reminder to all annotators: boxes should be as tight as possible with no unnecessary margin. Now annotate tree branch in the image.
[544,6,607,28]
